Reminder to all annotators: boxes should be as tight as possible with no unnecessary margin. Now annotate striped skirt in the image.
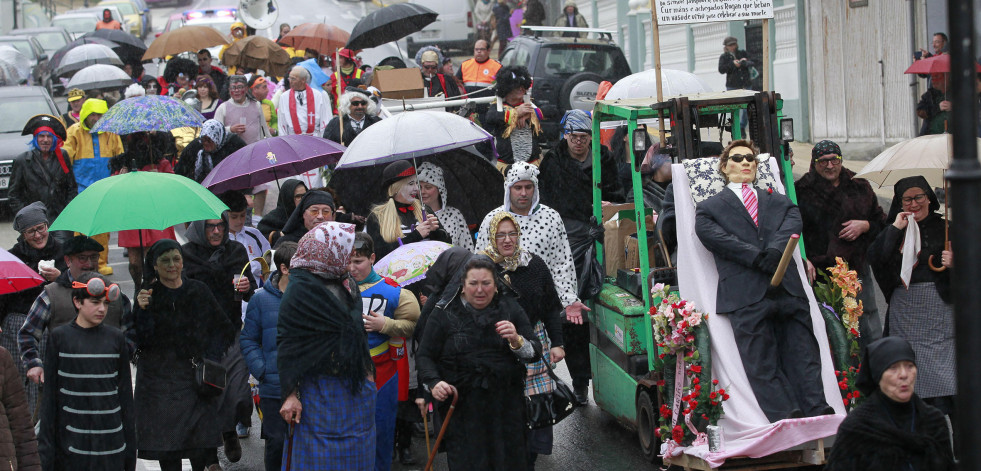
[284,375,376,470]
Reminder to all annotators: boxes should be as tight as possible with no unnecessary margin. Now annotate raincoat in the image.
[62,100,124,193]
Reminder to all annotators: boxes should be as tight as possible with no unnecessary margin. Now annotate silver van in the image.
[405,0,475,56]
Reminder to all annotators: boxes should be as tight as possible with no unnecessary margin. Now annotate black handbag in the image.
[193,357,227,398]
[525,360,578,429]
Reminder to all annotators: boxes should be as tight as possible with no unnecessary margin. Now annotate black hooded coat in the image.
[257,179,306,241]
[180,214,256,330]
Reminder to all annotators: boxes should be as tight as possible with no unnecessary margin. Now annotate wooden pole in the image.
[762,18,770,91]
[649,1,666,145]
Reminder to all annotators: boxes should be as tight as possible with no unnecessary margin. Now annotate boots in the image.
[222,431,242,462]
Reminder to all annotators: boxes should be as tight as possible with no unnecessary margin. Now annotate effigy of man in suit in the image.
[694,139,833,423]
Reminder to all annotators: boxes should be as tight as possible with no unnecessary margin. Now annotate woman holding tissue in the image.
[868,176,955,417]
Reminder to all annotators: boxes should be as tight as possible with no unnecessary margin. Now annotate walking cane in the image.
[284,422,295,471]
[424,389,459,471]
[422,402,432,457]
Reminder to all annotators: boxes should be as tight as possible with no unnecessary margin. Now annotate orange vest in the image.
[460,58,501,88]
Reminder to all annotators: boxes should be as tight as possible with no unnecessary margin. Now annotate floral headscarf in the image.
[482,212,532,272]
[290,221,356,279]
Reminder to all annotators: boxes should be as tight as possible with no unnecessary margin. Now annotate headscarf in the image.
[142,239,181,287]
[811,139,842,163]
[482,212,532,272]
[561,109,592,136]
[885,176,940,224]
[885,176,941,287]
[290,221,355,279]
[416,162,447,210]
[194,119,229,181]
[856,336,917,396]
[184,213,230,262]
[503,161,540,213]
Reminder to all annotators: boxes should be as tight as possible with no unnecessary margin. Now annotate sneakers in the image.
[222,431,242,462]
[236,423,250,439]
[98,266,113,276]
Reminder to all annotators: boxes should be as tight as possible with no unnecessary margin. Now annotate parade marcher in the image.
[181,216,256,462]
[327,48,364,112]
[492,0,511,58]
[825,337,955,471]
[480,212,564,467]
[240,242,297,471]
[484,66,544,168]
[418,49,461,99]
[366,161,451,260]
[274,190,336,248]
[62,99,124,276]
[9,115,77,230]
[349,233,420,470]
[473,0,494,42]
[214,75,270,145]
[198,49,229,100]
[95,8,121,30]
[417,162,474,251]
[276,23,290,42]
[140,76,162,96]
[278,222,376,470]
[554,1,588,36]
[277,66,331,138]
[417,255,539,471]
[456,39,501,105]
[442,58,467,96]
[248,75,278,136]
[257,179,306,244]
[131,240,235,471]
[796,140,886,346]
[0,343,39,471]
[219,22,248,75]
[695,140,833,422]
[219,191,270,283]
[324,88,381,147]
[196,75,223,120]
[916,73,950,136]
[18,236,131,417]
[61,89,84,127]
[174,119,247,184]
[38,272,135,471]
[868,176,955,417]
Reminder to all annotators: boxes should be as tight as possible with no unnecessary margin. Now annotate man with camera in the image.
[718,36,753,137]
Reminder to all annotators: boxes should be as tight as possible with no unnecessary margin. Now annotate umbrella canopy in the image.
[346,3,438,50]
[605,69,714,100]
[279,23,350,55]
[48,36,118,72]
[65,63,132,91]
[336,111,492,169]
[202,135,346,193]
[83,29,146,64]
[54,44,123,77]
[0,248,45,295]
[297,58,329,88]
[143,26,229,61]
[374,241,452,287]
[90,95,206,135]
[221,36,291,77]
[856,134,981,188]
[905,54,981,75]
[49,172,229,235]
[0,46,31,84]
[329,147,504,226]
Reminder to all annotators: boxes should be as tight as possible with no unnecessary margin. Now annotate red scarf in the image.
[289,87,316,134]
[35,126,69,174]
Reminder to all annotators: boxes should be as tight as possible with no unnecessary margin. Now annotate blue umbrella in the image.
[90,95,205,135]
[298,58,329,88]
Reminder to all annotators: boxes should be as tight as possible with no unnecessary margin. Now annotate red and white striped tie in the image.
[742,183,758,226]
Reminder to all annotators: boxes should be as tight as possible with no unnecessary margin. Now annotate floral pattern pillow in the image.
[682,153,780,206]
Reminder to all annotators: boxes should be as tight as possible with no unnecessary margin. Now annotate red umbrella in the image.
[279,23,350,55]
[905,53,981,74]
[0,248,45,295]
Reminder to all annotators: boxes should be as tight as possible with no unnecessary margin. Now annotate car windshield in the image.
[53,17,98,33]
[33,32,67,51]
[105,2,136,15]
[0,96,55,133]
[0,40,33,58]
[538,46,628,80]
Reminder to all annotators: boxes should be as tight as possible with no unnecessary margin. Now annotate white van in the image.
[405,0,475,56]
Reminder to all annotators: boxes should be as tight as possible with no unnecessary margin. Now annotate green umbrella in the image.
[50,172,229,235]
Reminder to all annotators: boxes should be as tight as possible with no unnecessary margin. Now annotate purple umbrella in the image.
[201,135,346,193]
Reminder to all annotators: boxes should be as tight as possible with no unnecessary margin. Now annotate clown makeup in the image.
[396,178,420,204]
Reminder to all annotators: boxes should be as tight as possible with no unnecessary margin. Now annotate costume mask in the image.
[723,146,757,184]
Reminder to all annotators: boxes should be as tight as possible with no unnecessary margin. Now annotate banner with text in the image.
[653,0,774,25]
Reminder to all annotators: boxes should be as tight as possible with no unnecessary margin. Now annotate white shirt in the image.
[276,86,332,137]
[228,226,271,281]
[726,181,752,205]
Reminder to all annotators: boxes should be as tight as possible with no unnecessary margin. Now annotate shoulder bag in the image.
[526,359,578,429]
[193,357,227,398]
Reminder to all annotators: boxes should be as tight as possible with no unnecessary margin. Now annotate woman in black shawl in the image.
[257,179,307,243]
[277,221,376,470]
[868,176,955,416]
[416,255,540,471]
[825,336,954,471]
[131,240,235,471]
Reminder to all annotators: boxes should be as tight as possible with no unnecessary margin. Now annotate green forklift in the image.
[586,90,807,467]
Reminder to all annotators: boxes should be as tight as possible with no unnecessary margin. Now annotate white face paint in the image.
[396,178,420,204]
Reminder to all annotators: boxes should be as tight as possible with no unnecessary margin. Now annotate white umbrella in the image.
[856,134,981,188]
[65,63,132,92]
[336,111,493,169]
[605,68,713,101]
[0,46,32,84]
[54,44,123,77]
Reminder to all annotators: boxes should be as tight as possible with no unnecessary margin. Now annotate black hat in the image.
[22,114,67,141]
[381,161,416,189]
[855,336,917,396]
[63,235,104,256]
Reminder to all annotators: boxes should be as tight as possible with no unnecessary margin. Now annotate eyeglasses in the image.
[422,64,438,70]
[71,253,100,263]
[728,154,756,163]
[494,231,520,241]
[305,208,332,217]
[814,156,842,166]
[901,193,928,205]
[229,85,247,90]
[350,100,367,106]
[205,222,227,232]
[567,133,590,143]
[24,224,48,237]
[72,278,120,302]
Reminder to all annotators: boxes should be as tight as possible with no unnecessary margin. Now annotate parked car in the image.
[405,0,474,56]
[499,27,632,142]
[0,36,52,95]
[9,27,72,56]
[51,12,101,39]
[147,0,191,7]
[0,86,61,208]
[98,0,147,38]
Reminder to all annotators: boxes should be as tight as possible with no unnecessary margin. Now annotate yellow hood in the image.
[79,99,109,132]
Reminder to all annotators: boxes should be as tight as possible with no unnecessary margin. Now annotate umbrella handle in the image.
[928,240,951,272]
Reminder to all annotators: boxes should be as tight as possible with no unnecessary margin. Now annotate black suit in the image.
[696,185,829,422]
[323,114,380,147]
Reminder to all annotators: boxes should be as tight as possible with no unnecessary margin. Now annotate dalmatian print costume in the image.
[417,162,475,251]
[475,162,579,307]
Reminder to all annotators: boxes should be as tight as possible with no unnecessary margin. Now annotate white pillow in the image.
[682,153,780,206]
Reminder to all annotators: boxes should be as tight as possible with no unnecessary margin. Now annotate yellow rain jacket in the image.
[62,99,124,192]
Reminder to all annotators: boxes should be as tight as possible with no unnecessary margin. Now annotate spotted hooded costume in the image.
[475,162,578,307]
[174,119,247,183]
[417,162,474,251]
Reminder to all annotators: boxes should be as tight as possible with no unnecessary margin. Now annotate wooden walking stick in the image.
[422,402,432,457]
[770,234,800,287]
[284,422,295,471]
[424,389,459,471]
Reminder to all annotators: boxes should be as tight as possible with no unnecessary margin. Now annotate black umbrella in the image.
[49,37,118,73]
[328,147,504,227]
[346,3,438,50]
[83,30,147,64]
